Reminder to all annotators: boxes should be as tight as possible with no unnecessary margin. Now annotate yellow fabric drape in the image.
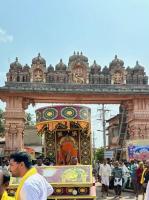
[140,168,147,184]
[36,124,44,132]
[1,191,14,200]
[15,167,37,200]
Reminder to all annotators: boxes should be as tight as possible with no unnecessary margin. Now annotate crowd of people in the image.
[94,159,149,199]
[0,152,54,200]
[2,152,149,200]
[0,152,80,200]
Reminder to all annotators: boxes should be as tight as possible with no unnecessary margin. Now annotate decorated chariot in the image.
[9,105,96,200]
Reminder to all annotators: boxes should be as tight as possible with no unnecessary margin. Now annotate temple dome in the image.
[69,51,88,63]
[23,64,30,72]
[55,59,67,71]
[90,60,101,74]
[102,66,109,74]
[126,66,133,74]
[10,57,22,70]
[47,64,54,72]
[32,53,46,65]
[109,55,124,68]
[134,61,144,72]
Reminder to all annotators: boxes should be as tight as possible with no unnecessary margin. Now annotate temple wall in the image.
[125,99,149,140]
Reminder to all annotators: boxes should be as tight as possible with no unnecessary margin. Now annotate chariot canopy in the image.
[35,105,92,165]
[35,105,91,134]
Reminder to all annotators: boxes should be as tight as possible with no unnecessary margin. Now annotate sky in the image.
[0,0,149,147]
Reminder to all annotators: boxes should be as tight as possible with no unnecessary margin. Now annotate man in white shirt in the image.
[119,161,130,190]
[9,151,53,200]
[20,173,53,200]
[99,159,111,197]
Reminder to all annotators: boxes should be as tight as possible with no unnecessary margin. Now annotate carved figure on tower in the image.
[109,55,127,84]
[68,51,89,84]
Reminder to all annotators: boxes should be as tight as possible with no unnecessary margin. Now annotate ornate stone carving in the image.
[90,60,101,74]
[46,65,55,83]
[128,124,149,140]
[5,53,148,85]
[22,98,35,110]
[72,71,85,84]
[109,55,127,84]
[126,99,149,141]
[89,60,101,84]
[33,69,43,82]
[68,51,89,84]
[112,71,123,84]
[126,61,148,84]
[30,53,46,83]
[55,59,67,71]
[3,96,26,152]
[4,121,25,152]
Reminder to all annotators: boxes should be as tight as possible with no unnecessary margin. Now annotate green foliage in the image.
[95,147,104,162]
[25,112,35,125]
[0,109,3,118]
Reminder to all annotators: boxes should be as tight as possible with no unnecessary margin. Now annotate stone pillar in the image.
[124,99,149,140]
[3,97,31,154]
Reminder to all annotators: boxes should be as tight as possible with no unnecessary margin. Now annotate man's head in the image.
[131,160,135,165]
[145,160,149,168]
[0,170,11,196]
[9,151,32,177]
[115,161,119,167]
[70,157,78,165]
[119,161,123,166]
[103,159,107,165]
[36,157,43,166]
[110,161,113,165]
[5,159,9,166]
[43,158,50,166]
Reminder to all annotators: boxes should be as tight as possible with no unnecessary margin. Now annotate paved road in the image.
[96,183,144,200]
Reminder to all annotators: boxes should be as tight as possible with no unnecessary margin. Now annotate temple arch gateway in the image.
[0,52,149,154]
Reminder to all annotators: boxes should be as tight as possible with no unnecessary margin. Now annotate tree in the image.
[95,147,104,162]
[25,112,35,125]
[0,109,5,136]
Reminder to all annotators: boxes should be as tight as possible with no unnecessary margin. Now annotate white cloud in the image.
[0,28,13,43]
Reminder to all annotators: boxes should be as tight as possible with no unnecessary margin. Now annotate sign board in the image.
[127,139,149,160]
[104,150,114,159]
[128,145,149,160]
